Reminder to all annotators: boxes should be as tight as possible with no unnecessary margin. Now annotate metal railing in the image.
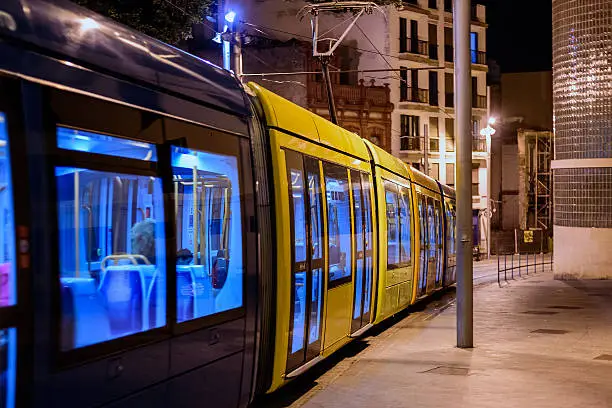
[400,87,429,104]
[471,50,486,65]
[400,135,422,152]
[473,95,487,109]
[472,135,487,152]
[497,251,553,287]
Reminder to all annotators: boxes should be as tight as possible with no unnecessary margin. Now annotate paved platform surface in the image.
[258,264,612,408]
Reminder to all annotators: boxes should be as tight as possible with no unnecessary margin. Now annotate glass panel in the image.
[291,271,306,353]
[0,113,15,307]
[385,186,400,268]
[305,159,323,261]
[57,127,157,162]
[0,328,16,408]
[171,146,243,322]
[309,268,323,344]
[362,174,373,315]
[352,173,363,319]
[418,194,427,290]
[289,168,307,264]
[399,187,412,264]
[427,199,436,258]
[324,164,352,283]
[56,167,166,350]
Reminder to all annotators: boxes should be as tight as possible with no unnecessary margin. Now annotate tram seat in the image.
[211,250,228,290]
[98,265,146,336]
[60,277,110,349]
[177,266,196,321]
[0,263,10,307]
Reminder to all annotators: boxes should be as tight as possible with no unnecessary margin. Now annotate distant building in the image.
[489,71,553,253]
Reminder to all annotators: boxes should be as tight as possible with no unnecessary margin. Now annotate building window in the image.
[429,117,440,152]
[399,17,408,53]
[429,71,439,106]
[445,72,454,107]
[444,27,453,63]
[444,0,452,12]
[446,163,455,186]
[431,163,440,180]
[400,67,408,101]
[470,32,478,63]
[401,115,421,151]
[472,163,480,196]
[445,118,455,152]
[429,0,437,9]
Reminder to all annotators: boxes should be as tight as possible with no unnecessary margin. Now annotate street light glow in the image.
[488,117,497,126]
[79,17,100,32]
[224,11,236,23]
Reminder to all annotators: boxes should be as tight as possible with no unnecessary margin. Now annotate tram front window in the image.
[0,113,15,307]
[324,163,352,284]
[171,146,243,323]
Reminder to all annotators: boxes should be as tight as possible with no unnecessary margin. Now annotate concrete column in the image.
[552,0,612,279]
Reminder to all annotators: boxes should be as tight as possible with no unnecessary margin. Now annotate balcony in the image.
[472,135,487,152]
[308,80,391,108]
[400,135,423,152]
[400,87,429,104]
[444,45,454,63]
[445,93,454,108]
[400,39,429,56]
[471,50,486,65]
[473,94,487,109]
[429,43,438,60]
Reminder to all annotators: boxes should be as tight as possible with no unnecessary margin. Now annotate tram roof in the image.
[0,0,248,116]
[248,82,371,161]
[363,139,412,181]
[438,182,456,200]
[410,167,442,195]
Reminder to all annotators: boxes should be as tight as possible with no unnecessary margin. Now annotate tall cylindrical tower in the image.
[552,0,612,279]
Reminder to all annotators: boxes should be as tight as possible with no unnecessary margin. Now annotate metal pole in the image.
[514,228,518,254]
[486,85,492,259]
[424,124,429,176]
[454,0,473,349]
[233,31,243,78]
[321,58,338,124]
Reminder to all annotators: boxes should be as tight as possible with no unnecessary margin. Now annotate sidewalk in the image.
[291,270,612,408]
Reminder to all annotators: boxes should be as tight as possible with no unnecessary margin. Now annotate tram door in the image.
[286,152,324,372]
[426,197,437,293]
[418,193,428,297]
[434,200,444,287]
[351,172,374,334]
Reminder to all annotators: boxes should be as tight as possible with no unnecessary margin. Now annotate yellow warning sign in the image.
[524,230,534,243]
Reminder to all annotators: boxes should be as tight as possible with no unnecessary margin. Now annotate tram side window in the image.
[56,128,166,350]
[172,146,243,323]
[324,163,352,284]
[399,187,412,264]
[385,183,400,269]
[0,113,15,307]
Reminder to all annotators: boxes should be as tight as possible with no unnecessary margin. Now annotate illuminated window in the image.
[0,113,15,307]
[171,146,243,323]
[56,167,166,350]
[324,163,352,284]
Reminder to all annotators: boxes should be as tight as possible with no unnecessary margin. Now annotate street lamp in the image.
[480,117,496,259]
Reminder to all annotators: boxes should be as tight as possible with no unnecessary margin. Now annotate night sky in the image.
[479,0,553,73]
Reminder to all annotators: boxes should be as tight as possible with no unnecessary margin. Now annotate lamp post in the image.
[480,117,496,259]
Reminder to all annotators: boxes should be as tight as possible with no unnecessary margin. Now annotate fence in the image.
[497,252,553,287]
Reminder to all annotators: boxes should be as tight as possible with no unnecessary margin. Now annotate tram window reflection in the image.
[385,185,400,268]
[0,113,15,307]
[0,328,16,408]
[324,163,352,283]
[56,167,166,350]
[171,146,243,323]
[57,126,157,161]
[399,187,412,264]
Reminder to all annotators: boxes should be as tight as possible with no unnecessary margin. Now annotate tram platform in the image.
[268,265,612,408]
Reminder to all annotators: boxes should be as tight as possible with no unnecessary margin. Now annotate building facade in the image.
[552,0,612,279]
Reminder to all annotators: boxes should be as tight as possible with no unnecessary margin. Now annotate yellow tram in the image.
[248,83,457,393]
